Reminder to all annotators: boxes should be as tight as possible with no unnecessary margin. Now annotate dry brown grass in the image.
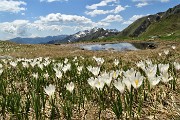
[3,40,179,62]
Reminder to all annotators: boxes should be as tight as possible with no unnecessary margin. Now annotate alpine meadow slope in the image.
[118,4,180,40]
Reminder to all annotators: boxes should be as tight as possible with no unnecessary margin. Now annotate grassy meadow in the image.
[0,40,180,120]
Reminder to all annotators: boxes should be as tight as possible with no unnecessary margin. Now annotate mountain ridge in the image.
[48,28,119,44]
[10,35,68,44]
[118,4,180,38]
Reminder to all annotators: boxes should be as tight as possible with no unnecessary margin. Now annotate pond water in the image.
[81,43,139,51]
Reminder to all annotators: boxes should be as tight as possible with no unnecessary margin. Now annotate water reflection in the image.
[81,43,138,51]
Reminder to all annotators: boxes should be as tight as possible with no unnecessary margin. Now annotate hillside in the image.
[118,4,180,39]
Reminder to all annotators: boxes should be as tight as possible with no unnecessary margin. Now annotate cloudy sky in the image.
[0,0,178,40]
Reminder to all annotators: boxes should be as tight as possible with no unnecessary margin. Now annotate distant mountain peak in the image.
[48,27,118,44]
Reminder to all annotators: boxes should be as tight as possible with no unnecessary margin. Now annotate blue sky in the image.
[0,0,179,40]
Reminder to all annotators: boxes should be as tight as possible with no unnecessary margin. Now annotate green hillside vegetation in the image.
[118,17,147,37]
[117,4,180,41]
[140,14,180,40]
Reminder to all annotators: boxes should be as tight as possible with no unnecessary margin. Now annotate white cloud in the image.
[0,13,112,40]
[0,19,68,38]
[40,0,68,2]
[85,5,126,17]
[130,15,145,21]
[30,23,64,31]
[0,20,30,37]
[114,5,126,13]
[101,15,123,22]
[123,15,145,24]
[35,13,93,24]
[86,1,107,10]
[85,0,126,17]
[85,10,110,17]
[0,19,69,39]
[95,22,110,27]
[0,0,26,13]
[35,13,110,29]
[86,0,117,10]
[136,2,149,7]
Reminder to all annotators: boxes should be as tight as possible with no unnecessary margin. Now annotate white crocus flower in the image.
[100,72,112,86]
[32,73,38,79]
[114,59,119,66]
[148,76,161,88]
[10,61,17,67]
[64,58,68,64]
[44,84,55,97]
[22,62,29,68]
[94,77,105,90]
[144,64,157,78]
[30,62,36,67]
[0,64,3,68]
[44,57,49,61]
[80,56,84,60]
[56,71,62,79]
[0,69,3,75]
[174,62,180,70]
[93,56,104,65]
[38,57,43,62]
[53,67,59,73]
[164,49,169,55]
[2,59,7,64]
[38,63,44,70]
[136,60,146,70]
[65,82,75,93]
[145,64,160,87]
[122,77,131,92]
[56,63,63,69]
[73,56,77,62]
[75,62,78,66]
[130,72,144,89]
[17,58,22,62]
[158,64,169,74]
[77,66,83,73]
[87,77,96,89]
[110,70,122,80]
[160,72,173,83]
[44,73,49,79]
[62,63,71,73]
[172,46,176,50]
[158,53,162,56]
[113,78,125,94]
[145,59,152,65]
[43,61,50,66]
[87,66,100,76]
[123,68,136,79]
